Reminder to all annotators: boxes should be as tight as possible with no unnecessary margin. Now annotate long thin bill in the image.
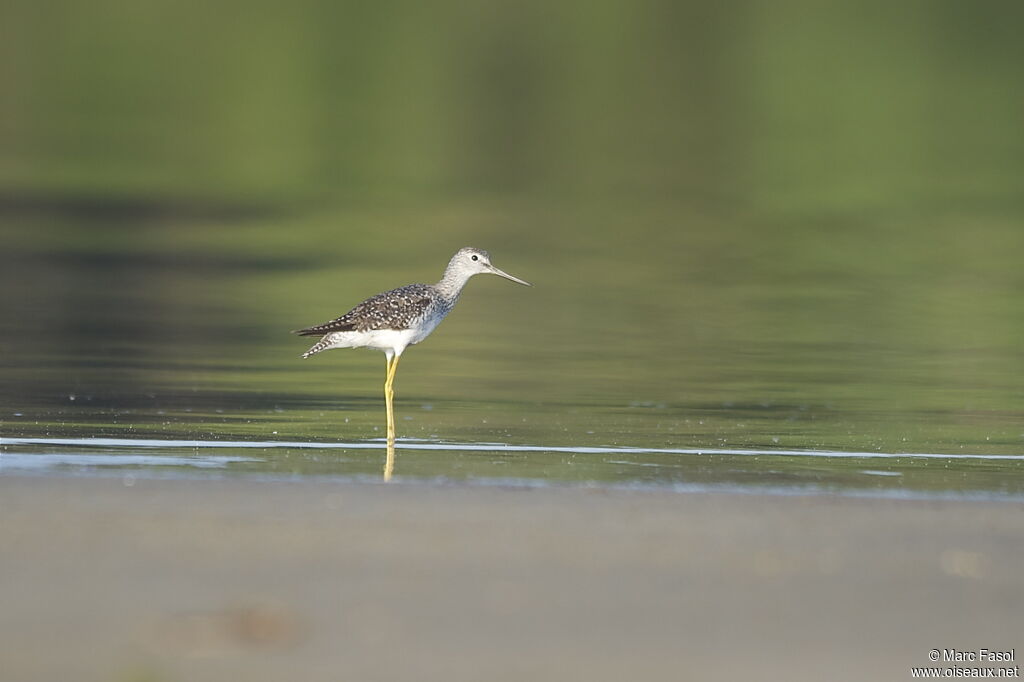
[488,265,532,286]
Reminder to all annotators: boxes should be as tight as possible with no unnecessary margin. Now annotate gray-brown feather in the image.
[294,284,437,336]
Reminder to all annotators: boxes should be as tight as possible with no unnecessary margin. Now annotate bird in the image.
[294,247,531,445]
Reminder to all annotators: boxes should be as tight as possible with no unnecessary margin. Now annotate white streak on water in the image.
[0,452,258,471]
[2,436,1022,460]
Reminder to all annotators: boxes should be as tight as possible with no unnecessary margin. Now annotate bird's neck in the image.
[434,267,473,301]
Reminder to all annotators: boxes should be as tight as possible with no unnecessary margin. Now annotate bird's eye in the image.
[471,255,478,261]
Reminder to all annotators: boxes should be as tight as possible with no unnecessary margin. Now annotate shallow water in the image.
[2,1,1024,499]
[3,434,1024,501]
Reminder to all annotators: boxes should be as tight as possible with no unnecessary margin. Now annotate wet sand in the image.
[2,475,1021,681]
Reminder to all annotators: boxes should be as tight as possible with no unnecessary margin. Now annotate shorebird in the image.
[294,247,531,444]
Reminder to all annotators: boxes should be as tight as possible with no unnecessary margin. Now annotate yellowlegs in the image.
[294,247,531,445]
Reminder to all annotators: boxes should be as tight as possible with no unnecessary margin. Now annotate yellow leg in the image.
[384,355,401,444]
[383,440,395,482]
[383,354,401,481]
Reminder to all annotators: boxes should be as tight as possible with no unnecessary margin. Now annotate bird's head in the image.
[451,247,532,286]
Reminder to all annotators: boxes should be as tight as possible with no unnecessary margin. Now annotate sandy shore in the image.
[1,475,1021,681]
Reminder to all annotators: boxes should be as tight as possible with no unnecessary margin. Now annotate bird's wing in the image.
[293,284,435,336]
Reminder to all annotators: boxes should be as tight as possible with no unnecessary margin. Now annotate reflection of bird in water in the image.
[294,247,531,477]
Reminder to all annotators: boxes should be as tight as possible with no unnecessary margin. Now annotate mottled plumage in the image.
[295,283,457,359]
[295,284,440,336]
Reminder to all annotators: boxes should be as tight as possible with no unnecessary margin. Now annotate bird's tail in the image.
[301,336,334,359]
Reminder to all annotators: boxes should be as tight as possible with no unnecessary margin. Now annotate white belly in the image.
[323,327,428,356]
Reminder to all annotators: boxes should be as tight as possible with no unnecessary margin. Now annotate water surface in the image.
[2,1,1023,499]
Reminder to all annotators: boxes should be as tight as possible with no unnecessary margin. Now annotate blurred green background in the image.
[2,0,1024,490]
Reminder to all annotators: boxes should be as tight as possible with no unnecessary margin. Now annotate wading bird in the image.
[295,247,531,447]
